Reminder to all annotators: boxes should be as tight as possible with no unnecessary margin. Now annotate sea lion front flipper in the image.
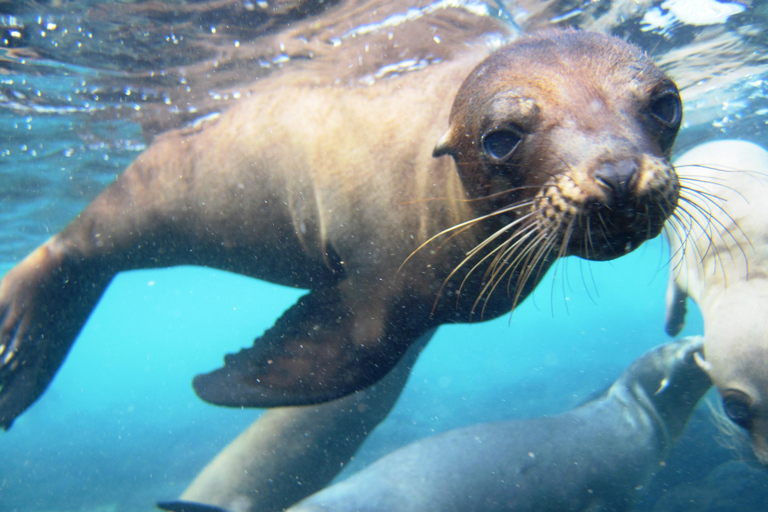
[0,242,111,429]
[665,270,688,337]
[193,285,415,408]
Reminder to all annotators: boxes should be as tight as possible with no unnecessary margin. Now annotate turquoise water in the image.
[3,243,701,511]
[2,1,768,511]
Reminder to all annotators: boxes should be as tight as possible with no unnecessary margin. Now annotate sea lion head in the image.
[615,336,710,443]
[697,307,768,466]
[434,30,681,262]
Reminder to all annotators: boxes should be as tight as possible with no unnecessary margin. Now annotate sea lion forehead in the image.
[453,30,665,125]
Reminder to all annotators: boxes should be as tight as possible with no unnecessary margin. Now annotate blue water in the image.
[1,243,707,511]
[2,0,768,511]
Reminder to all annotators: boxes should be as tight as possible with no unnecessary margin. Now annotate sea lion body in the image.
[162,337,711,512]
[665,139,768,464]
[0,30,682,427]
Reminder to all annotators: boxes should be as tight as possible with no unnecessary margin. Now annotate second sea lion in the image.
[665,139,768,465]
[0,30,682,427]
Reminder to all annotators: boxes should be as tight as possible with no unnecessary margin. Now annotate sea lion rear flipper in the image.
[193,286,413,408]
[665,272,688,337]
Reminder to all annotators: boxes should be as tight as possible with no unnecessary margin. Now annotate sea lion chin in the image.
[0,30,682,427]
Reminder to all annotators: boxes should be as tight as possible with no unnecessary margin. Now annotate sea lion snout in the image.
[532,149,679,260]
[594,159,639,207]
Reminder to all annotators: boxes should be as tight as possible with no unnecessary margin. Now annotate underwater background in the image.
[2,0,768,510]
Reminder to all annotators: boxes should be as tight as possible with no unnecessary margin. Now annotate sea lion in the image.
[665,139,768,465]
[0,30,683,428]
[159,336,712,512]
[173,331,431,512]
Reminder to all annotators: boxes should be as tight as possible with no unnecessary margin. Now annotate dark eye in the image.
[650,90,682,127]
[723,392,753,430]
[482,126,523,162]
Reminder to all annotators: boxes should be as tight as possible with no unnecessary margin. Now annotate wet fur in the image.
[665,139,768,465]
[0,31,682,428]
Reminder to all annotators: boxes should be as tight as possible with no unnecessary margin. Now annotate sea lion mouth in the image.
[534,153,680,261]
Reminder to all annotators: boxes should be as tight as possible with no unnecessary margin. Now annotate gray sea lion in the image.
[0,30,683,428]
[159,336,711,512]
[665,139,768,465]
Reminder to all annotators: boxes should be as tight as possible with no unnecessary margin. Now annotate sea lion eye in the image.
[723,391,753,430]
[482,126,524,162]
[650,90,682,127]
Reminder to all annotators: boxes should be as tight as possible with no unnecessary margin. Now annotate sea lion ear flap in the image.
[433,128,456,158]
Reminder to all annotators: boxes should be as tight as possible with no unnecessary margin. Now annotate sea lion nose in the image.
[595,159,638,207]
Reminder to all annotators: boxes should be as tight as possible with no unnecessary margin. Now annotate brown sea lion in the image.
[665,139,768,465]
[0,30,682,428]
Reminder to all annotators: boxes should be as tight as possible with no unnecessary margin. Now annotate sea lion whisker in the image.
[432,222,487,259]
[558,214,577,261]
[669,204,732,287]
[476,230,554,318]
[658,191,678,224]
[585,215,599,263]
[594,221,616,258]
[678,177,746,202]
[579,255,601,304]
[678,195,751,272]
[473,225,550,313]
[664,213,693,273]
[644,202,653,244]
[462,227,541,315]
[504,226,560,310]
[670,203,718,268]
[460,186,544,204]
[397,186,541,206]
[482,224,540,282]
[464,209,540,261]
[596,211,613,247]
[457,218,543,304]
[486,226,542,287]
[577,213,602,300]
[432,212,540,314]
[449,219,541,303]
[431,200,537,257]
[679,187,753,251]
[677,163,768,181]
[398,200,534,273]
[679,182,746,207]
[548,216,579,315]
[512,231,561,312]
[452,227,536,309]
